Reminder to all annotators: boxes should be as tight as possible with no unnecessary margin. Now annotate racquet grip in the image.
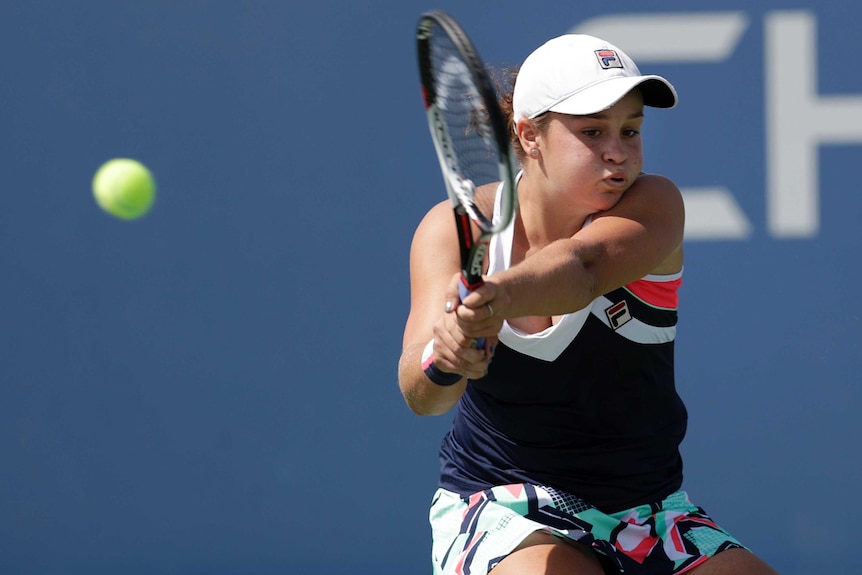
[458,278,486,349]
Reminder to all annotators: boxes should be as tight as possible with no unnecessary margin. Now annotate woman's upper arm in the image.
[575,173,685,294]
[402,200,462,349]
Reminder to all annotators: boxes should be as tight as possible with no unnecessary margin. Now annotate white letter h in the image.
[767,11,862,237]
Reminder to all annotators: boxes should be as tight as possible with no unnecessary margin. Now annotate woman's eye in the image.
[623,129,640,138]
[582,129,600,137]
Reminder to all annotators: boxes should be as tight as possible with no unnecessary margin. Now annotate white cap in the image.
[513,34,678,120]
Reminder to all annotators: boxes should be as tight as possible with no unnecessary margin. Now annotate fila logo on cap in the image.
[595,49,623,70]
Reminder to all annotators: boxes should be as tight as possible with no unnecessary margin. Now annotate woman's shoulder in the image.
[632,172,681,194]
[599,172,683,220]
[475,181,502,219]
[413,180,504,250]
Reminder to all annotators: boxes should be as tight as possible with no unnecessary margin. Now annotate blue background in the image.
[2,1,859,574]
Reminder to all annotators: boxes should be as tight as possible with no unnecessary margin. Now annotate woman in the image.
[398,34,779,575]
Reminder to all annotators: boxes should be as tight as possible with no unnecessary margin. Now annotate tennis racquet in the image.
[416,10,518,350]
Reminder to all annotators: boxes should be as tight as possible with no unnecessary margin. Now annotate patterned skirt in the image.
[430,484,745,575]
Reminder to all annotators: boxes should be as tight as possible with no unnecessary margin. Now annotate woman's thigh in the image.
[490,531,607,575]
[687,548,780,575]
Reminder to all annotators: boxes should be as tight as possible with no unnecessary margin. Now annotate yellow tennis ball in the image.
[92,158,156,220]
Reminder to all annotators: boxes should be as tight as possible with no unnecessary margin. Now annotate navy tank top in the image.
[437,179,688,513]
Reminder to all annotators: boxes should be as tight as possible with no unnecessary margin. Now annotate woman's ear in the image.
[516,118,538,157]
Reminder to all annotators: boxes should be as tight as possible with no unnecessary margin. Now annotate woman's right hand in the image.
[430,278,494,380]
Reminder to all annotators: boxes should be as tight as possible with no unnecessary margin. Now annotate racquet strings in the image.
[428,23,501,224]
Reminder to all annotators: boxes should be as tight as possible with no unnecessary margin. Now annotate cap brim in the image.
[547,75,677,116]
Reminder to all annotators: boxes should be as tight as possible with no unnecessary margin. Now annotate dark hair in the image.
[493,66,552,163]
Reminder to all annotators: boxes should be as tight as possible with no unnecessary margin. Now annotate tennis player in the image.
[399,34,780,575]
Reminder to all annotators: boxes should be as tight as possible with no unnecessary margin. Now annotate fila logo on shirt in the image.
[605,300,632,330]
[595,50,623,69]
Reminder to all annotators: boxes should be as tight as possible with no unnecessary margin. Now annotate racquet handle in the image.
[458,277,486,349]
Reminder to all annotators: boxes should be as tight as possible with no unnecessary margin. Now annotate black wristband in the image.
[423,362,463,387]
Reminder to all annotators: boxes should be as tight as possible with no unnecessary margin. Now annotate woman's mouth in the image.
[605,172,627,187]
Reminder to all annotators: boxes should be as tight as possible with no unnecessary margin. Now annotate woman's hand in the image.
[436,273,507,376]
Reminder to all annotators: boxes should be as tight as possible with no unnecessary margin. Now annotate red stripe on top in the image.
[625,277,682,309]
